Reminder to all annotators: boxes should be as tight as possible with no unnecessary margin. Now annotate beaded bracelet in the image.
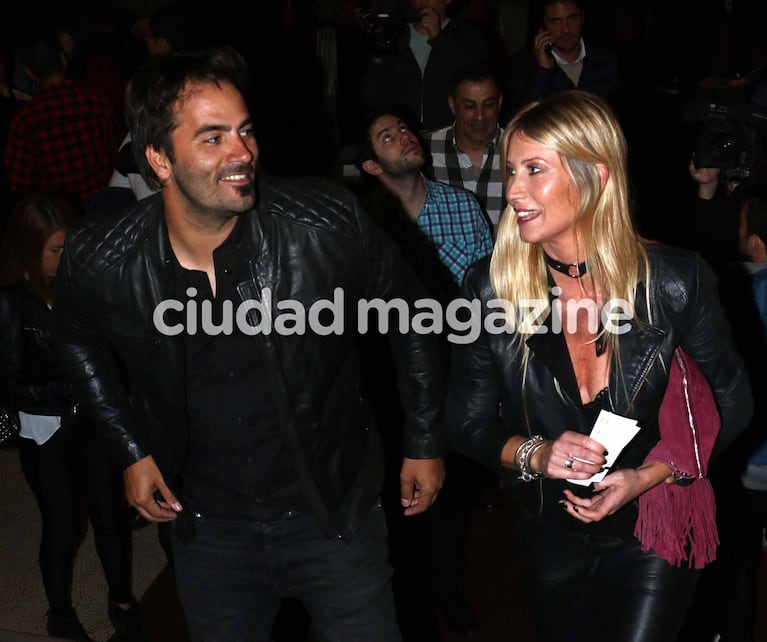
[517,435,546,482]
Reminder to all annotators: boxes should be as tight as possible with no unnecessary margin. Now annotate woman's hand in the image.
[560,461,672,523]
[531,430,607,480]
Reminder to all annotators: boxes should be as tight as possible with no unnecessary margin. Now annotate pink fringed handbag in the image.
[633,348,721,569]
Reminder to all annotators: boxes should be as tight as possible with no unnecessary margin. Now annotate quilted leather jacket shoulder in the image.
[54,175,446,538]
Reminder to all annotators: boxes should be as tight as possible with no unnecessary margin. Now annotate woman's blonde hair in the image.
[491,91,648,364]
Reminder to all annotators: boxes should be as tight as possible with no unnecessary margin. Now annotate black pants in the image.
[18,417,133,613]
[517,516,700,642]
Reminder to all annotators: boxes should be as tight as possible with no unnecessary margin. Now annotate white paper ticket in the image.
[568,409,640,486]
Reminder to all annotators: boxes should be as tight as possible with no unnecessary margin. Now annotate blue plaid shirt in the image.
[416,176,494,285]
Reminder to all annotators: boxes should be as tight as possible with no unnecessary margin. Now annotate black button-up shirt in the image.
[175,217,305,520]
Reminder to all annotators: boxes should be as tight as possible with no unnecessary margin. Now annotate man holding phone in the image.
[533,0,586,73]
[508,0,621,113]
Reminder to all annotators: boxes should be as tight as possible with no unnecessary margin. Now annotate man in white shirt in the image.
[508,0,621,113]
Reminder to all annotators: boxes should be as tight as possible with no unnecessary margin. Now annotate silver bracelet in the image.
[512,439,528,469]
[517,435,546,482]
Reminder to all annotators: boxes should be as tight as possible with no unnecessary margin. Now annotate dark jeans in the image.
[171,502,401,642]
[517,516,700,642]
[18,418,133,613]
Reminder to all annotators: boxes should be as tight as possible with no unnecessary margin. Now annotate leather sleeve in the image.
[445,258,512,479]
[353,194,447,459]
[0,288,22,407]
[676,252,753,459]
[52,244,148,471]
[0,286,73,412]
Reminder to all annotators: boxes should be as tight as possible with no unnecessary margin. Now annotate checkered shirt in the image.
[4,79,121,201]
[416,176,494,285]
[425,124,505,230]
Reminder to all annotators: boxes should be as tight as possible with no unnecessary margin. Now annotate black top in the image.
[176,218,305,520]
[532,325,637,538]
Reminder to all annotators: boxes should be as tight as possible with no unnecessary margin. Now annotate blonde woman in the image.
[446,91,752,642]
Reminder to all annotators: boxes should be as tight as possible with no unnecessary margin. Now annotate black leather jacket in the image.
[0,280,74,416]
[53,175,446,538]
[362,18,489,131]
[447,243,752,534]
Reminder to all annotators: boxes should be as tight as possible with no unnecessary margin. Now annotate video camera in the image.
[684,74,767,180]
[361,1,422,57]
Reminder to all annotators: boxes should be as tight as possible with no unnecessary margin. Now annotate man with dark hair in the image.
[54,47,446,642]
[358,109,493,284]
[4,31,121,203]
[424,61,505,232]
[357,108,491,637]
[507,0,621,113]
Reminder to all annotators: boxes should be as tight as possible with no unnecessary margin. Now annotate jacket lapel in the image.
[525,318,581,404]
[140,197,179,309]
[525,311,667,415]
[609,320,667,416]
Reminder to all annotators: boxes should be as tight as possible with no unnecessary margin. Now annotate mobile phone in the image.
[545,42,554,57]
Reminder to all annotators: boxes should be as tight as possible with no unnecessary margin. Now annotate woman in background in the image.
[0,192,148,642]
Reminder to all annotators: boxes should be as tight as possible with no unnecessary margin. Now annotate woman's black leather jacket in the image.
[0,280,74,416]
[447,243,752,534]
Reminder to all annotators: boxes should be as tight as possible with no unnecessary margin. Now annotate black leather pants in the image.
[516,516,701,642]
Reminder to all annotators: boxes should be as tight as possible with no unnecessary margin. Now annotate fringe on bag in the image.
[633,348,721,569]
[634,475,718,569]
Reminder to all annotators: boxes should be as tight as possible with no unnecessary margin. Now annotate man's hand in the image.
[400,457,445,516]
[419,7,442,41]
[689,157,720,200]
[534,29,555,69]
[124,455,182,523]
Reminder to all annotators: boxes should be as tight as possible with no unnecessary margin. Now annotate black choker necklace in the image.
[543,252,587,278]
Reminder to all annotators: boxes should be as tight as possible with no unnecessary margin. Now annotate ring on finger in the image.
[564,457,574,470]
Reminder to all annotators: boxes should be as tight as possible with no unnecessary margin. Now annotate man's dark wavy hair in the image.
[125,46,251,191]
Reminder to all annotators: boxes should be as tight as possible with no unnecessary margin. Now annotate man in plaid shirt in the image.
[424,62,505,234]
[4,32,121,203]
[359,110,492,286]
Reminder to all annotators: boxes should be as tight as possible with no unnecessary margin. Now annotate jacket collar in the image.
[139,194,262,303]
[140,194,178,307]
